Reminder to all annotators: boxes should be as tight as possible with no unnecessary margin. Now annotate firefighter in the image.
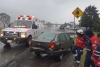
[72,29,86,67]
[84,28,99,67]
[93,33,100,67]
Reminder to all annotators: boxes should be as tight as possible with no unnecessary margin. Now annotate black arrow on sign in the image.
[77,16,79,18]
[76,8,79,15]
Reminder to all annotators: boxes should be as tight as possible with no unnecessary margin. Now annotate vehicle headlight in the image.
[0,31,3,36]
[21,32,26,38]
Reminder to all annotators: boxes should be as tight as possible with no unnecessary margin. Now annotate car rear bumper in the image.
[0,36,27,43]
[30,47,64,56]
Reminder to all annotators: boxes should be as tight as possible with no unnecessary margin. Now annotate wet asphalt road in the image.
[0,26,59,65]
[0,42,28,65]
[27,51,74,67]
[0,27,75,67]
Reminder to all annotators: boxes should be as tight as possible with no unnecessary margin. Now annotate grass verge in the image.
[94,32,99,35]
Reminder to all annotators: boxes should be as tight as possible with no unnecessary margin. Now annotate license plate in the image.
[7,40,12,43]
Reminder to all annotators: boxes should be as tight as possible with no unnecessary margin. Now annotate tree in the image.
[80,5,100,31]
[0,13,11,27]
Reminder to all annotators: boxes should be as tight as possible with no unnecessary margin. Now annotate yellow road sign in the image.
[72,7,83,18]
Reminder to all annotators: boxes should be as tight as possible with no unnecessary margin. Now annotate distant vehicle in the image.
[0,15,45,48]
[64,27,77,33]
[60,25,65,29]
[29,32,74,61]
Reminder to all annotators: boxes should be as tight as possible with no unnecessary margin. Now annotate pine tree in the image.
[80,5,100,31]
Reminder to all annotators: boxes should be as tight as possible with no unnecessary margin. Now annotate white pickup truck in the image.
[0,15,45,48]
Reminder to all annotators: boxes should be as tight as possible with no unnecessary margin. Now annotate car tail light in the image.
[49,42,55,49]
[29,40,32,46]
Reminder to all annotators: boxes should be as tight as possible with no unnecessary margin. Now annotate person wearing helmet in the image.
[93,33,100,67]
[84,28,99,67]
[72,29,86,67]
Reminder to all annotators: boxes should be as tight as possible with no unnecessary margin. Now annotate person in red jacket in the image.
[84,28,99,67]
[93,33,100,67]
[72,29,86,66]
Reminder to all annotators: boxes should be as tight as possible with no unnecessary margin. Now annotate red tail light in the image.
[49,42,55,49]
[29,40,32,46]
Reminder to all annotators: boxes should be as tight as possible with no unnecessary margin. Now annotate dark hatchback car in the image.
[29,32,74,61]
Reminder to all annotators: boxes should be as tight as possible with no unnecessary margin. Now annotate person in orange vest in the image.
[93,33,100,67]
[84,28,99,67]
[72,29,86,67]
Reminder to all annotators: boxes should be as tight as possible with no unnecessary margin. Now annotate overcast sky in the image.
[0,0,100,24]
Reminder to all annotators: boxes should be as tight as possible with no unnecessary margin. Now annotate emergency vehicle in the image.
[0,15,45,47]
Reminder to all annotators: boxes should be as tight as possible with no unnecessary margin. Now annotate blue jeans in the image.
[72,45,83,64]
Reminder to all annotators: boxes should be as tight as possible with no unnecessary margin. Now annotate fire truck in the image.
[0,15,45,48]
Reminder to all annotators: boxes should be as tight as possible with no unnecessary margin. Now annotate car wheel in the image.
[3,43,11,49]
[25,36,32,47]
[35,52,41,57]
[57,53,63,61]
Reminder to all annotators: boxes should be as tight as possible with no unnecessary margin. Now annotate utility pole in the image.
[74,16,75,38]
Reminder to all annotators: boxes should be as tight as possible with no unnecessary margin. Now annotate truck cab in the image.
[0,15,45,48]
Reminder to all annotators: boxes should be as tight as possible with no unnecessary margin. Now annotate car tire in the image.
[3,43,11,49]
[57,53,63,61]
[25,36,32,47]
[35,52,41,57]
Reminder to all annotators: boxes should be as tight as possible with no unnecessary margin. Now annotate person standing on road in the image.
[84,28,99,67]
[93,33,100,67]
[72,29,86,67]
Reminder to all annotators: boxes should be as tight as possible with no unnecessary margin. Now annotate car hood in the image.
[2,28,30,32]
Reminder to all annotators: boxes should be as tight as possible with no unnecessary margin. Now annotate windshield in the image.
[10,20,32,28]
[37,33,56,40]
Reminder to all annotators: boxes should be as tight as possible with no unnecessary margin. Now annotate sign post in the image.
[72,7,83,38]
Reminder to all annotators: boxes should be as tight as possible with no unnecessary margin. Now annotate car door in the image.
[64,33,73,48]
[59,34,67,49]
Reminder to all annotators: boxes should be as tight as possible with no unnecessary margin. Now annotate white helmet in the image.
[77,29,84,34]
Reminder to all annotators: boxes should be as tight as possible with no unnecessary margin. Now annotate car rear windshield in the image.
[37,33,56,40]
